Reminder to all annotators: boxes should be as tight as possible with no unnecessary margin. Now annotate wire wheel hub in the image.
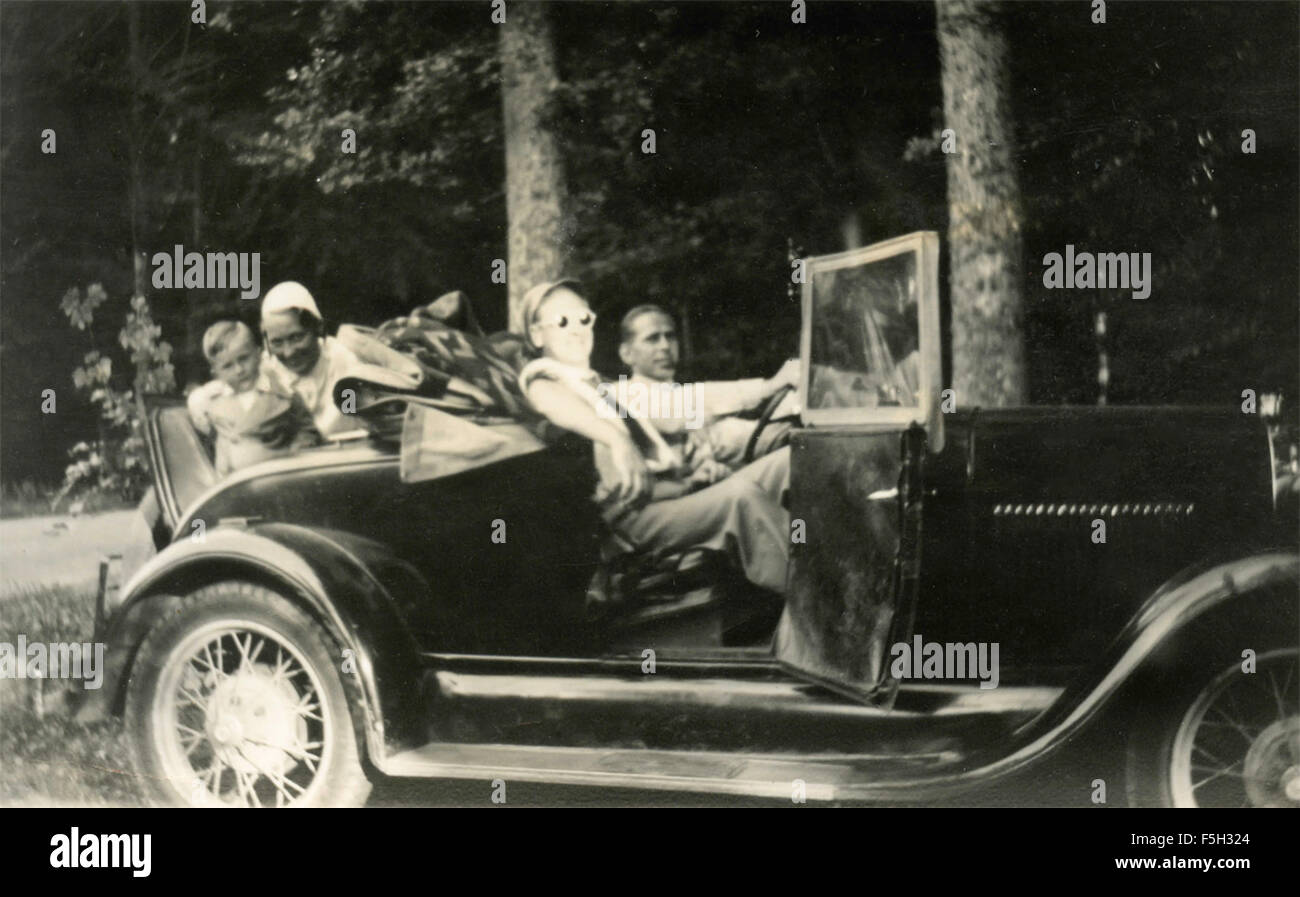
[163,626,328,807]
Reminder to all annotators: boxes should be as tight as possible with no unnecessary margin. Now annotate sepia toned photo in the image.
[1,0,1296,825]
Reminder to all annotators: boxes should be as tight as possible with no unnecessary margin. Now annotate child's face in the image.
[211,331,261,392]
[530,289,595,368]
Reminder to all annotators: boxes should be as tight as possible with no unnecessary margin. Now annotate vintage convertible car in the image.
[79,231,1298,808]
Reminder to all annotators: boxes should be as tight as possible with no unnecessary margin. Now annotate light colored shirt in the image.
[622,373,767,435]
[693,378,769,418]
[621,373,771,474]
[186,372,318,474]
[262,336,360,437]
[520,358,684,508]
[186,373,276,437]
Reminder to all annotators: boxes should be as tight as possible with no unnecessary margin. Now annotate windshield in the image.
[808,250,921,412]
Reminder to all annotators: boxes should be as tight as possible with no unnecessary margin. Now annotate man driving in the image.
[519,281,792,597]
[260,281,361,437]
[617,304,799,477]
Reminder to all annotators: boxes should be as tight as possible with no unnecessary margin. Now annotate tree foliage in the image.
[1007,2,1299,404]
[1,0,1295,488]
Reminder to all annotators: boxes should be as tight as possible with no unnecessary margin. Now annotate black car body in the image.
[81,232,1298,807]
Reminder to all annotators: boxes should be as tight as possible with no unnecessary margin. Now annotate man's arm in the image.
[694,359,801,417]
[693,378,767,419]
[525,379,651,505]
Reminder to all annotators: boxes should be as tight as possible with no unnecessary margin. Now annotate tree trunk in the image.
[500,1,571,334]
[187,38,211,379]
[127,3,148,301]
[936,0,1027,406]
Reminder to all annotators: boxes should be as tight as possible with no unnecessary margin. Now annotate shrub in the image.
[55,285,175,512]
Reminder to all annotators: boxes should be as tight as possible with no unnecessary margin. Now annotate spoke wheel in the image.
[159,623,328,807]
[126,582,372,808]
[1168,648,1299,808]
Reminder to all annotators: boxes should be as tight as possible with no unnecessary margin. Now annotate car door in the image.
[777,232,944,703]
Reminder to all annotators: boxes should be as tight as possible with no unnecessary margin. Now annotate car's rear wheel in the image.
[125,581,372,807]
[1127,643,1299,808]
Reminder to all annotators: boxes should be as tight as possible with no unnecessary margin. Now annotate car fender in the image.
[79,522,427,764]
[867,550,1297,799]
[1048,549,1297,729]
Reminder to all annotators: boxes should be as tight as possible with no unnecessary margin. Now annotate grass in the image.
[1,583,99,642]
[0,584,144,806]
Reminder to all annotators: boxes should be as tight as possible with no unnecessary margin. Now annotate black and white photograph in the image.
[1,0,1297,835]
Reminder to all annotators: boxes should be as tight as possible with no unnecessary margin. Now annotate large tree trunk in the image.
[936,0,1026,406]
[126,3,149,302]
[500,1,571,334]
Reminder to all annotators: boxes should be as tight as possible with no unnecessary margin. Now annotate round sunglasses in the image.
[535,310,597,331]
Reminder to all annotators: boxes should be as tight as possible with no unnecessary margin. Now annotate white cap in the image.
[521,278,582,348]
[261,281,322,321]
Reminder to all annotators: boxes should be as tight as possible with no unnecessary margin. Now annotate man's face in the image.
[262,311,321,376]
[530,289,596,368]
[211,331,261,393]
[619,311,679,381]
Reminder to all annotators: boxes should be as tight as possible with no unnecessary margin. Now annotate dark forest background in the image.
[2,0,1297,487]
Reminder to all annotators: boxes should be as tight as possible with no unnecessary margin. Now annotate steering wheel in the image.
[743,383,796,465]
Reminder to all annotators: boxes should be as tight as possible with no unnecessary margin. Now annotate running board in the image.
[433,670,1060,717]
[380,742,958,801]
[425,664,1062,755]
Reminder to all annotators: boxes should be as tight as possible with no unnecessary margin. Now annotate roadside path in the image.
[0,510,150,597]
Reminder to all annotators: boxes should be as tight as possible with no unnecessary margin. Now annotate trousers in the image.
[606,446,791,595]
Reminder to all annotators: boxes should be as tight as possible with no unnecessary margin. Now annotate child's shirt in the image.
[187,372,321,475]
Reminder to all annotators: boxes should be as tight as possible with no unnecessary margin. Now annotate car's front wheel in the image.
[1127,642,1299,808]
[125,581,373,807]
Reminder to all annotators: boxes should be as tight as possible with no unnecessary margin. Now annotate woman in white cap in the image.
[260,281,361,437]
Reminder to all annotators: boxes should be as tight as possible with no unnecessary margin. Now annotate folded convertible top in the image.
[329,292,560,479]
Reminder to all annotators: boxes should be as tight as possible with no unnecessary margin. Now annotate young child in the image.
[187,320,321,475]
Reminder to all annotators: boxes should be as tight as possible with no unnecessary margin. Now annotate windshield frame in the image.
[798,231,942,442]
